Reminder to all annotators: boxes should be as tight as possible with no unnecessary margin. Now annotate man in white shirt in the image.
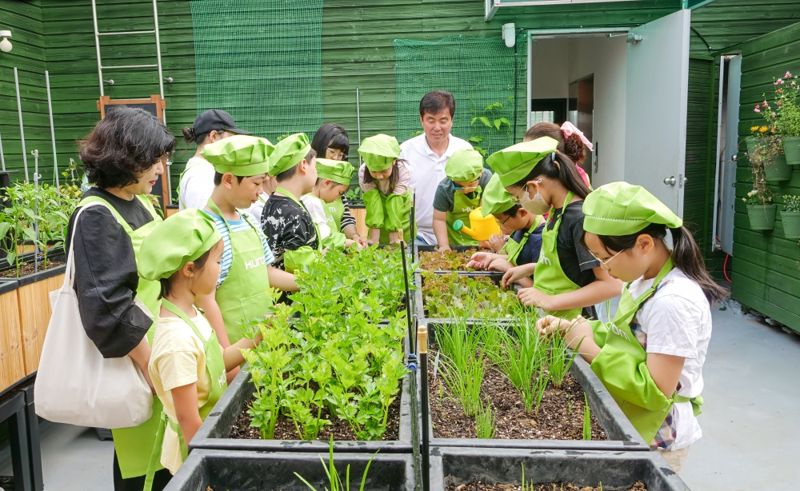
[178,109,249,209]
[400,90,473,246]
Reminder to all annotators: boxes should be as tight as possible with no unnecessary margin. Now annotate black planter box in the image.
[165,449,416,491]
[421,323,647,451]
[190,365,415,453]
[430,447,689,490]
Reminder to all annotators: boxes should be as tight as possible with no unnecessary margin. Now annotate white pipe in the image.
[14,67,30,182]
[45,71,60,187]
[152,0,165,123]
[91,0,104,96]
[0,132,6,171]
[32,149,40,273]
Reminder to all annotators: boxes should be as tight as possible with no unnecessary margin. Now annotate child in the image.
[491,137,621,319]
[140,209,262,479]
[525,121,592,188]
[467,173,544,277]
[358,134,413,245]
[243,173,277,223]
[261,133,321,272]
[538,181,725,471]
[198,135,296,348]
[432,149,493,250]
[300,158,359,249]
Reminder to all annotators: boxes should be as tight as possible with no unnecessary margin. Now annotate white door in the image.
[624,9,691,216]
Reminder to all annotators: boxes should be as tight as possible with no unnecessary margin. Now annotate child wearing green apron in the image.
[195,135,296,350]
[538,182,725,472]
[140,210,261,485]
[490,137,621,319]
[300,158,359,249]
[432,149,493,250]
[358,134,413,245]
[467,173,544,276]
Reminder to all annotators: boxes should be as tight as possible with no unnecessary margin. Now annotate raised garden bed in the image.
[417,246,480,273]
[430,447,689,490]
[165,449,416,491]
[416,271,522,323]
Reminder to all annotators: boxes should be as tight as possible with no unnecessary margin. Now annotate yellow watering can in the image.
[452,207,502,241]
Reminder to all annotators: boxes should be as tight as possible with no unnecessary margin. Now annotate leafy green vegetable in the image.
[422,272,521,319]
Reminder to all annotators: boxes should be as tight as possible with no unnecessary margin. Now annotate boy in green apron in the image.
[538,182,724,471]
[195,135,296,349]
[261,133,322,272]
[140,209,261,484]
[300,158,359,249]
[432,149,492,250]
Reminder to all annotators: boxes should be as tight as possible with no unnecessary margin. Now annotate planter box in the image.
[430,447,689,491]
[190,365,415,453]
[421,323,648,451]
[166,449,416,491]
[0,279,25,392]
[415,271,520,325]
[16,265,66,375]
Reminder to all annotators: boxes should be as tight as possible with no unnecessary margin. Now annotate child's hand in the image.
[517,287,554,310]
[467,251,495,270]
[354,236,368,248]
[501,264,530,288]
[437,244,451,252]
[487,234,507,252]
[537,315,569,336]
[487,256,513,273]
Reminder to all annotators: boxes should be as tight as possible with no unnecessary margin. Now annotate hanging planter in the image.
[745,135,759,155]
[783,136,800,166]
[746,204,777,231]
[780,194,800,240]
[764,153,792,182]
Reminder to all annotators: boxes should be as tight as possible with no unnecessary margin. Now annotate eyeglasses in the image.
[499,214,513,225]
[590,248,626,267]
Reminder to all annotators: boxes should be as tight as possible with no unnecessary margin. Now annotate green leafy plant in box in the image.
[422,271,521,319]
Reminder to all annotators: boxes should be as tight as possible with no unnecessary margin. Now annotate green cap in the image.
[202,134,273,177]
[358,134,400,172]
[583,181,683,236]
[487,136,559,188]
[446,149,484,183]
[267,133,312,176]
[316,158,354,185]
[138,209,222,280]
[480,173,516,217]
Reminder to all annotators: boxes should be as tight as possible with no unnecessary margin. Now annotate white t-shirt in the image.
[300,193,332,241]
[242,192,269,224]
[628,267,712,449]
[178,155,215,210]
[399,133,472,245]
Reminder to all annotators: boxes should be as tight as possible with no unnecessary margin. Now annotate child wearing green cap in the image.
[538,182,725,471]
[261,132,321,272]
[358,134,413,245]
[490,137,621,319]
[432,149,493,250]
[300,158,362,249]
[140,209,262,479]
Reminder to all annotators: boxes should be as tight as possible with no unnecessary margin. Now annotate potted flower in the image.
[780,194,800,240]
[748,134,791,183]
[773,71,800,166]
[742,188,776,231]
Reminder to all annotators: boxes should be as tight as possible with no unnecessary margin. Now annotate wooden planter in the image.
[16,266,66,376]
[0,280,26,391]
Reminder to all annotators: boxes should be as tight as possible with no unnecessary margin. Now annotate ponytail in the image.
[182,126,198,144]
[513,151,590,199]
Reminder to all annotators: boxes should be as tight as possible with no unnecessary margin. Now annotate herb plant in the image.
[294,438,377,491]
[475,403,496,439]
[547,329,581,389]
[422,272,521,319]
[436,320,486,417]
[582,394,592,441]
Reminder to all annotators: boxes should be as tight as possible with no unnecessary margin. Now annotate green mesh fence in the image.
[394,35,524,158]
[190,0,323,140]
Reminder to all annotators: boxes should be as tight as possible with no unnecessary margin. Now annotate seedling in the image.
[583,394,592,441]
[294,438,377,491]
[475,403,496,439]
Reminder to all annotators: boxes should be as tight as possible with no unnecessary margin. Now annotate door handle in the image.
[663,176,676,186]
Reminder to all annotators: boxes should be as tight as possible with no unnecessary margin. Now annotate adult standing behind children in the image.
[178,109,249,210]
[400,90,473,246]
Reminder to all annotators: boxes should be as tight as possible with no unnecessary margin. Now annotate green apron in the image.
[532,193,582,320]
[305,194,346,249]
[446,186,483,247]
[143,300,227,490]
[326,198,345,232]
[274,186,322,272]
[591,259,703,443]
[78,194,166,479]
[363,189,413,244]
[502,220,539,266]
[207,199,273,343]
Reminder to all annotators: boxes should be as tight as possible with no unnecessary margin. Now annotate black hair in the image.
[158,244,215,299]
[182,126,206,145]
[511,150,590,200]
[80,107,175,189]
[276,149,317,182]
[363,159,406,191]
[419,90,456,118]
[497,203,522,218]
[587,223,727,304]
[213,172,245,186]
[311,123,349,159]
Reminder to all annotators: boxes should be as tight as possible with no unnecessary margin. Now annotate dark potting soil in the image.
[429,353,607,440]
[419,250,478,271]
[0,258,64,279]
[446,481,647,490]
[229,393,401,441]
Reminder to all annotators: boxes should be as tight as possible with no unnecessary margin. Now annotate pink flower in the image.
[754,105,761,113]
[784,71,793,79]
[774,78,784,86]
[762,100,769,108]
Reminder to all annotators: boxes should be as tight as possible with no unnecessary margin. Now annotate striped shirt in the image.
[207,210,274,287]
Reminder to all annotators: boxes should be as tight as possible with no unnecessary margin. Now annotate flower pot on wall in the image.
[780,211,800,239]
[745,136,758,155]
[746,204,777,231]
[783,136,800,166]
[764,154,792,182]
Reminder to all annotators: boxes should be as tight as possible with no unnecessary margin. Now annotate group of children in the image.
[71,106,722,489]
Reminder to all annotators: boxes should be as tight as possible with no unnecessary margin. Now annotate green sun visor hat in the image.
[202,134,273,177]
[138,209,222,281]
[487,136,559,188]
[480,173,516,217]
[583,181,683,236]
[316,158,355,185]
[358,134,400,172]
[445,149,484,183]
[268,133,312,176]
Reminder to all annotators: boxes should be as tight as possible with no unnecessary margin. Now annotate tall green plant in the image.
[294,438,377,491]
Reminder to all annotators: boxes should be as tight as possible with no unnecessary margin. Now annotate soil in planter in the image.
[429,356,607,440]
[446,481,647,490]
[420,250,478,271]
[0,258,65,279]
[422,272,520,319]
[229,393,401,441]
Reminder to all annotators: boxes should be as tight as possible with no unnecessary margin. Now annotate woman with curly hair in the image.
[66,106,175,490]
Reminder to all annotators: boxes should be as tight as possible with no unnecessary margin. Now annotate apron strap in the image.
[673,394,704,416]
[142,412,168,491]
